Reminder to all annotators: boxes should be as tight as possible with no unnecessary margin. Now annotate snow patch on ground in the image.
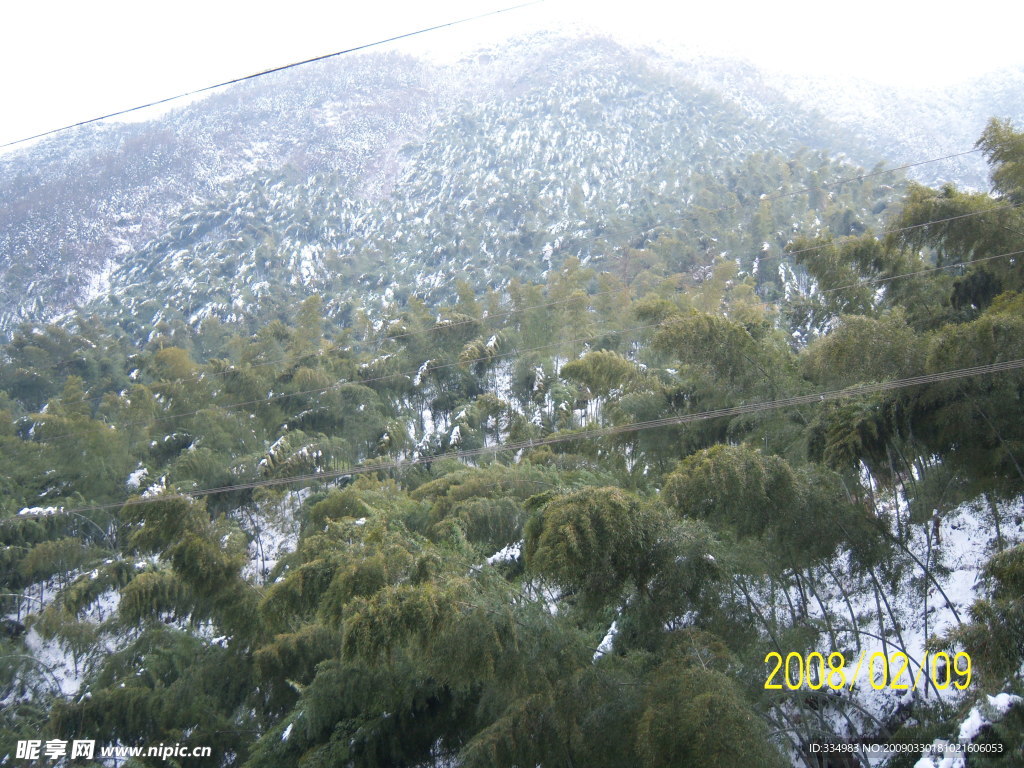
[17,506,63,517]
[9,586,122,702]
[239,489,307,582]
[126,465,148,490]
[913,694,1021,767]
[24,628,85,696]
[81,259,115,304]
[593,620,619,661]
[486,541,522,566]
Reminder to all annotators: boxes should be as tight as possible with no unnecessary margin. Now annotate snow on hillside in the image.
[4,35,1021,336]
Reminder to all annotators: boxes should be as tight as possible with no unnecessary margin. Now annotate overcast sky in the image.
[2,0,1022,148]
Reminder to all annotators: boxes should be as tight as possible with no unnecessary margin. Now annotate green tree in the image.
[637,661,786,768]
[524,487,662,610]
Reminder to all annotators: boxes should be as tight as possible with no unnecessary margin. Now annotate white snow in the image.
[413,359,432,387]
[957,709,987,743]
[958,693,1022,741]
[81,260,115,304]
[746,493,1024,751]
[23,628,85,697]
[141,476,167,497]
[913,743,965,768]
[593,620,619,661]
[126,465,148,490]
[240,488,306,582]
[485,541,522,566]
[17,506,62,517]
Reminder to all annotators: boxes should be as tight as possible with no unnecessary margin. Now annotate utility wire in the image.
[827,249,1024,294]
[752,247,1024,312]
[3,20,1010,381]
[763,200,1024,265]
[0,1,544,150]
[52,358,1024,515]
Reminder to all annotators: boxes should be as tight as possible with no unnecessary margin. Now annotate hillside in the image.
[1,32,1023,768]
[0,50,441,332]
[4,35,1022,336]
[86,42,902,341]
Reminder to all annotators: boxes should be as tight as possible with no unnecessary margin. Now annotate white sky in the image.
[2,0,1022,148]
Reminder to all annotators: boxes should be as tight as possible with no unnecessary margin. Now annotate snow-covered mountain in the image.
[0,51,442,332]
[1,35,1020,337]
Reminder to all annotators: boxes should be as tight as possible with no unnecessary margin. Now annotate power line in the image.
[827,248,1024,295]
[0,1,545,150]
[765,200,1024,265]
[4,18,1012,383]
[742,248,1024,318]
[58,358,1024,515]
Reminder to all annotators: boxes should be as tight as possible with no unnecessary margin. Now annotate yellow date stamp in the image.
[764,651,972,692]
